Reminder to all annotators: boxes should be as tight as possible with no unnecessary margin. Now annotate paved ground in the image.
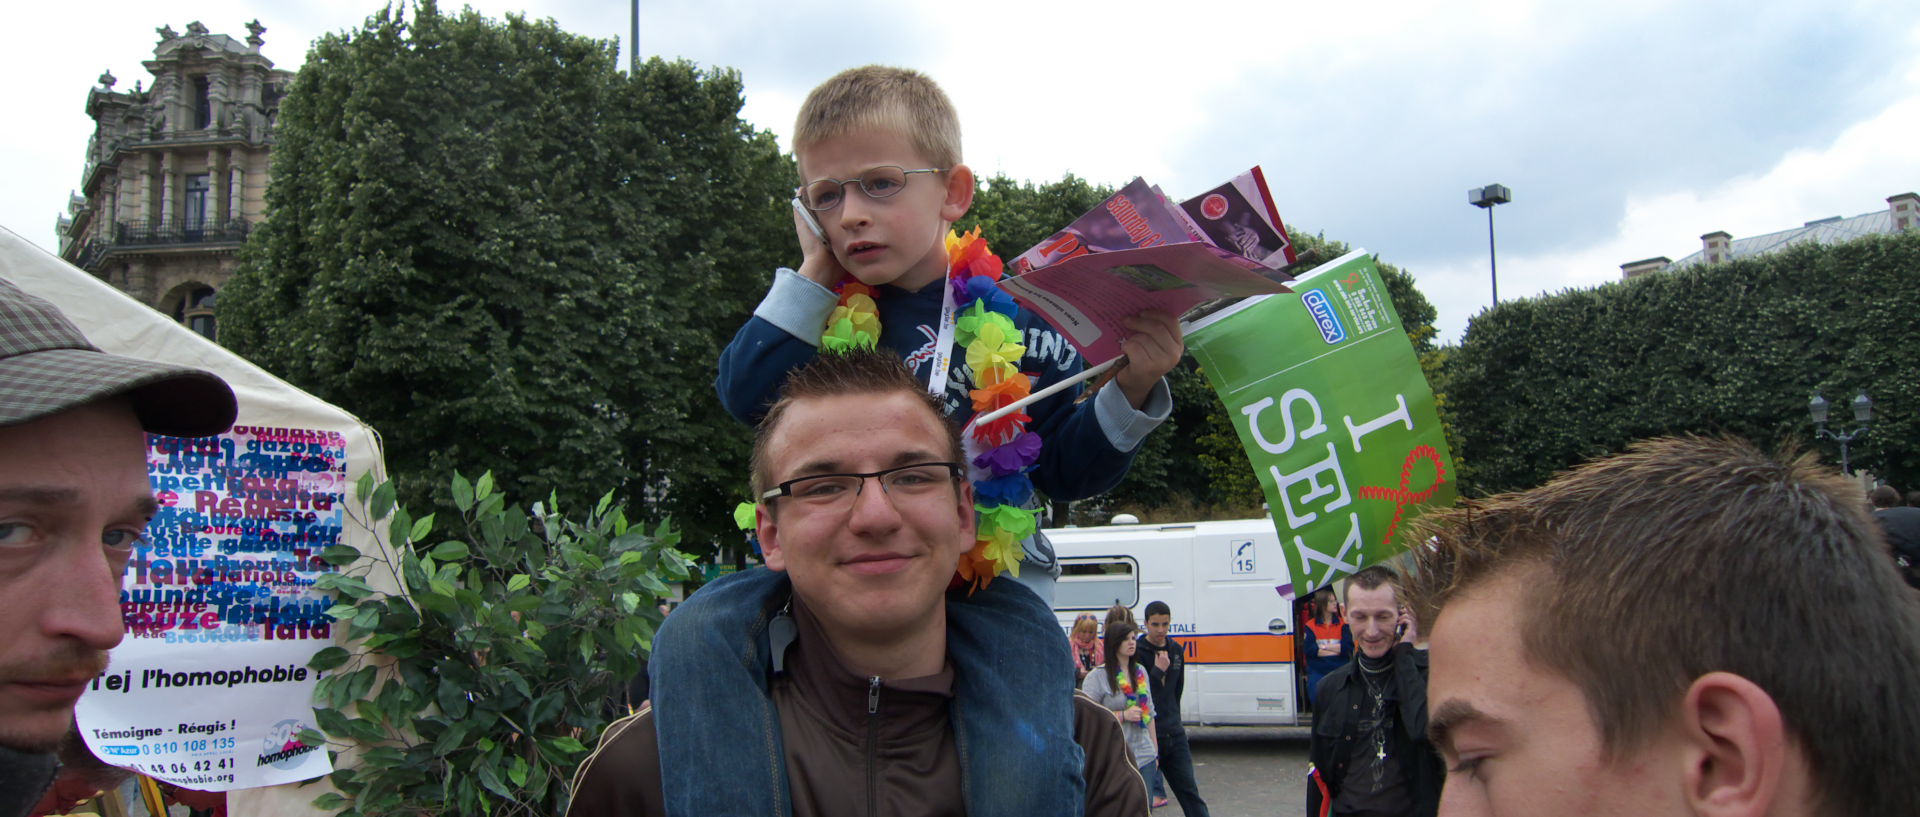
[1163,726,1310,817]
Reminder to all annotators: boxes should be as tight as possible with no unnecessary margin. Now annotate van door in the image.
[1183,524,1298,725]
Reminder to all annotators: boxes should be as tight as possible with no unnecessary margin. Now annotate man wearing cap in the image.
[0,277,235,816]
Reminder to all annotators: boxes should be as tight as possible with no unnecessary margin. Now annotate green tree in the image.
[956,172,1114,261]
[218,3,791,555]
[1447,231,1920,493]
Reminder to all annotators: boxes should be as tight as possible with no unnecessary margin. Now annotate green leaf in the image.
[431,720,469,755]
[636,573,670,596]
[451,472,475,513]
[547,735,588,753]
[320,545,361,566]
[409,513,435,543]
[313,707,352,738]
[322,603,356,622]
[474,471,495,502]
[345,717,387,744]
[620,592,640,613]
[309,646,352,672]
[429,540,470,561]
[595,488,615,517]
[507,756,529,787]
[312,792,348,810]
[354,471,375,505]
[474,763,513,800]
[369,481,397,522]
[347,666,378,702]
[437,680,471,720]
[390,507,413,547]
[506,573,531,593]
[326,575,377,600]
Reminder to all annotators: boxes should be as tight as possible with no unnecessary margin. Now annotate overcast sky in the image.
[8,0,1916,341]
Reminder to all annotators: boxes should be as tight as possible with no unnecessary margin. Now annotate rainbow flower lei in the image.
[945,228,1042,591]
[816,228,1042,591]
[1115,661,1154,727]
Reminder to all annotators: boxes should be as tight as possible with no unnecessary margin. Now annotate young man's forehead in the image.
[763,391,950,470]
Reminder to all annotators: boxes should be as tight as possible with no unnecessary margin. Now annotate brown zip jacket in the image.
[567,600,1148,817]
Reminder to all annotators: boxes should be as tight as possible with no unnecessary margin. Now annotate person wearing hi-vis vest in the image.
[1302,586,1353,707]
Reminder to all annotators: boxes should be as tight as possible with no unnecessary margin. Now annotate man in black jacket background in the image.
[1306,566,1440,817]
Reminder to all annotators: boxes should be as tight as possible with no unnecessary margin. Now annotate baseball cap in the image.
[0,276,237,437]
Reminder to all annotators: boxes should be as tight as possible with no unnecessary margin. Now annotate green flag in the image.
[1187,250,1456,598]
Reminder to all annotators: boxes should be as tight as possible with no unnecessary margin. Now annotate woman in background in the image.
[1082,621,1159,802]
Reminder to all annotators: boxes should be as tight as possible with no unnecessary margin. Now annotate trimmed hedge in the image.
[1449,230,1920,494]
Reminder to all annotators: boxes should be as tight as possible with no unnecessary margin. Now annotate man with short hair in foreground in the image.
[0,278,235,815]
[1408,436,1920,817]
[569,349,1147,816]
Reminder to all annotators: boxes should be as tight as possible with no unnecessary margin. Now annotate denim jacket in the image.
[648,567,1086,817]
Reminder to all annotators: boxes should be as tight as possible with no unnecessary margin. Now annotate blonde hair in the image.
[794,66,961,173]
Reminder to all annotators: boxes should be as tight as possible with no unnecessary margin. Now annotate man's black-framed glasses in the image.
[796,166,944,211]
[761,461,965,508]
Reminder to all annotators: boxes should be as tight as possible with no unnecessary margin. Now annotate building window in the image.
[184,174,209,234]
[193,76,212,129]
[174,286,217,340]
[1055,557,1139,610]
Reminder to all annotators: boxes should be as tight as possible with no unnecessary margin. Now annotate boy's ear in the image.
[941,163,975,223]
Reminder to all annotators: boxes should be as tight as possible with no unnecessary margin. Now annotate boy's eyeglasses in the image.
[796,166,944,211]
[761,462,964,508]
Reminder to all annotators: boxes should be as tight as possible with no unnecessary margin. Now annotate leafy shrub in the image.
[306,471,691,815]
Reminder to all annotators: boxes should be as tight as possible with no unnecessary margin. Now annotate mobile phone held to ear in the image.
[792,197,828,244]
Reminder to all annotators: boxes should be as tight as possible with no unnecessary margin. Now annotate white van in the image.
[1048,518,1307,726]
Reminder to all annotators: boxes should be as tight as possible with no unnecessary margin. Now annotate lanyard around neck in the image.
[926,281,959,399]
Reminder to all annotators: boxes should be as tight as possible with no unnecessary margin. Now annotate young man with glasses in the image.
[569,350,1148,816]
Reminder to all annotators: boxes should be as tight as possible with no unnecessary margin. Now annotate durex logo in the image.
[1302,289,1347,344]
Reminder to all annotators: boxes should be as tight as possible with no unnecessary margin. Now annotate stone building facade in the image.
[1620,192,1920,279]
[56,21,291,340]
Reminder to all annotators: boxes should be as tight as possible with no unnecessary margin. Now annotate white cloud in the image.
[1416,77,1920,342]
[6,0,1915,359]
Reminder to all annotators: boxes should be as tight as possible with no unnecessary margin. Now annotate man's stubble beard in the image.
[0,643,110,753]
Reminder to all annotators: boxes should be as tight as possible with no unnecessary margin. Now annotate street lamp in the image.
[1468,184,1511,304]
[1810,392,1872,474]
